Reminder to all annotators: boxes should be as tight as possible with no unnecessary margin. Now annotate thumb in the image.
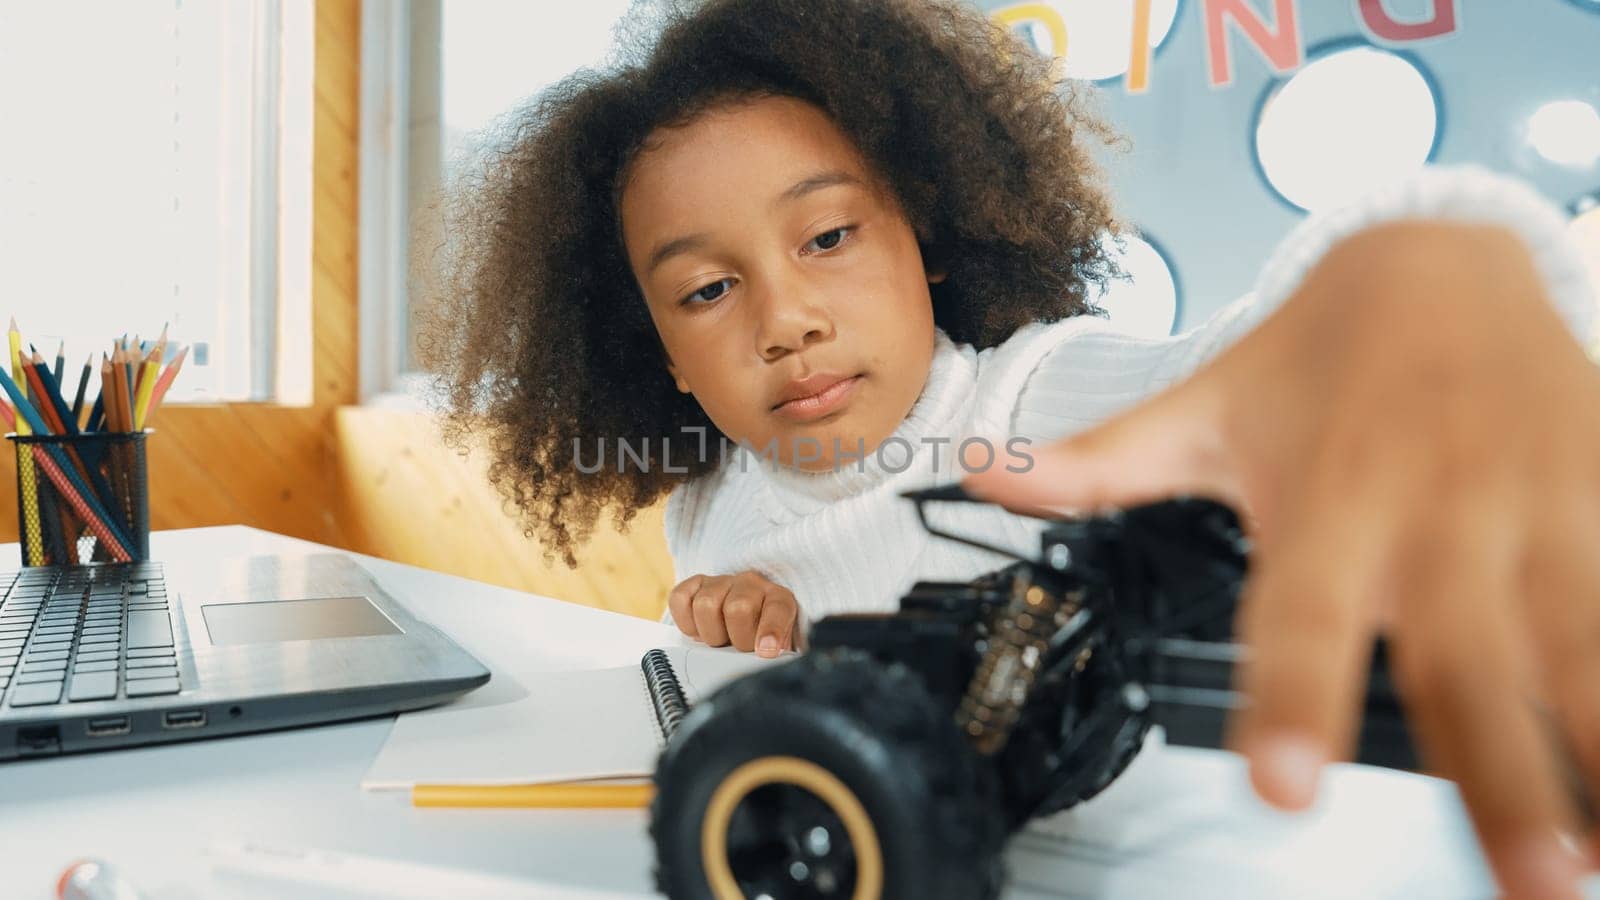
[963,376,1237,515]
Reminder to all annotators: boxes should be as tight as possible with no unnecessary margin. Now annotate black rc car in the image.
[649,489,1418,900]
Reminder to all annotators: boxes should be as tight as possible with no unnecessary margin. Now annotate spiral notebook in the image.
[362,645,777,789]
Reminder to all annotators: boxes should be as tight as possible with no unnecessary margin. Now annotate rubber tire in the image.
[651,648,1007,900]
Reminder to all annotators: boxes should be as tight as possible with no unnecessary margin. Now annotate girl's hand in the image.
[668,570,798,658]
[966,221,1600,898]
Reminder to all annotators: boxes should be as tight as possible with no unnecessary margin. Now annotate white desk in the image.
[0,527,1515,899]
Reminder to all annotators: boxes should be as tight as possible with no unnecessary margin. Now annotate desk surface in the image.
[0,527,1514,899]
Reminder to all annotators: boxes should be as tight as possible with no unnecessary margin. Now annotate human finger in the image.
[668,574,706,638]
[1229,476,1396,811]
[691,576,733,648]
[754,585,798,658]
[1392,526,1586,898]
[722,574,767,652]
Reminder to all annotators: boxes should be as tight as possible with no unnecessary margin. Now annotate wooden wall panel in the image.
[333,408,674,620]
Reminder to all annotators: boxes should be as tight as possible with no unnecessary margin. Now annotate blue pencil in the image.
[31,352,79,436]
[86,394,105,433]
[70,353,92,423]
[86,353,108,432]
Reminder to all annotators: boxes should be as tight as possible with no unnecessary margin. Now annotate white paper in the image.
[1001,730,1495,899]
[362,646,782,789]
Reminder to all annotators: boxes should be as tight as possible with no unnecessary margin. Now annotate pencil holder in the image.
[7,431,150,566]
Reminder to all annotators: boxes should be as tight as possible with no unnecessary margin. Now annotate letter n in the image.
[1204,0,1302,88]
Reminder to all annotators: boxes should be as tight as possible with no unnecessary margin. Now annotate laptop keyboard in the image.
[0,563,181,708]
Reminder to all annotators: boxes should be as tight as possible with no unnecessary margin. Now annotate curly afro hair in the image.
[418,0,1125,565]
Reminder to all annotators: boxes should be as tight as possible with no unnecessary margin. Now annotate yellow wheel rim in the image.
[700,755,885,900]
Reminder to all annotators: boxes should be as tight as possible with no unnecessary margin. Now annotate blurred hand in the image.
[967,221,1600,898]
[668,570,798,658]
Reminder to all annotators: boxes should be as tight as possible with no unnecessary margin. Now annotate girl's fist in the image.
[668,571,798,658]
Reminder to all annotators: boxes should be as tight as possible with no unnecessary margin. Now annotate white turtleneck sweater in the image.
[662,166,1599,631]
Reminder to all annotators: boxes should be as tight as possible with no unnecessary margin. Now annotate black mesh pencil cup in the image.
[8,431,150,566]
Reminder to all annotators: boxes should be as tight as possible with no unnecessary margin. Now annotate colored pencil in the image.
[122,349,137,431]
[29,351,78,435]
[143,345,187,427]
[120,354,135,432]
[106,350,121,431]
[96,353,130,539]
[411,782,656,809]
[133,351,160,431]
[0,366,53,440]
[71,352,92,423]
[117,349,132,430]
[0,365,134,558]
[119,353,135,432]
[87,355,110,432]
[101,353,116,432]
[125,340,136,411]
[148,325,168,374]
[105,353,120,432]
[9,317,44,565]
[8,319,29,426]
[2,323,186,561]
[111,349,143,541]
[115,341,133,419]
[23,360,66,434]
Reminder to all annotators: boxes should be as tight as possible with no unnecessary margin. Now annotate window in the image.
[366,0,631,400]
[0,1,313,404]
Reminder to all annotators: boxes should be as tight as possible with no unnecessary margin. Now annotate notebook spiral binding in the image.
[642,648,691,742]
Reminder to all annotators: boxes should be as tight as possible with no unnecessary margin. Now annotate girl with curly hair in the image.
[425,3,1600,891]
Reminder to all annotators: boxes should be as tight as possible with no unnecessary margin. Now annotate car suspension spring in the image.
[955,570,1075,755]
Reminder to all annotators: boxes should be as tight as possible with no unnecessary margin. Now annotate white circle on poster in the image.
[1255,46,1438,212]
[1094,233,1179,338]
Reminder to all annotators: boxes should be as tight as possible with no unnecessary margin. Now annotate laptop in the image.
[0,552,490,759]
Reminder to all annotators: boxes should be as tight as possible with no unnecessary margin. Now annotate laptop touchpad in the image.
[202,596,404,645]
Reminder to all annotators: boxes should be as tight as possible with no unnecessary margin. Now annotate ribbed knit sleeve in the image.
[1013,165,1598,445]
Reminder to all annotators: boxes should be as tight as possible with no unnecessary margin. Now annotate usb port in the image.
[161,710,206,729]
[86,716,131,737]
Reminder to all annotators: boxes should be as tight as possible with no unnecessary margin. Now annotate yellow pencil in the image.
[8,317,44,565]
[133,349,159,430]
[411,782,655,809]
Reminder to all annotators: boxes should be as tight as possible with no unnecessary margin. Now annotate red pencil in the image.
[23,358,65,435]
[143,344,188,426]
